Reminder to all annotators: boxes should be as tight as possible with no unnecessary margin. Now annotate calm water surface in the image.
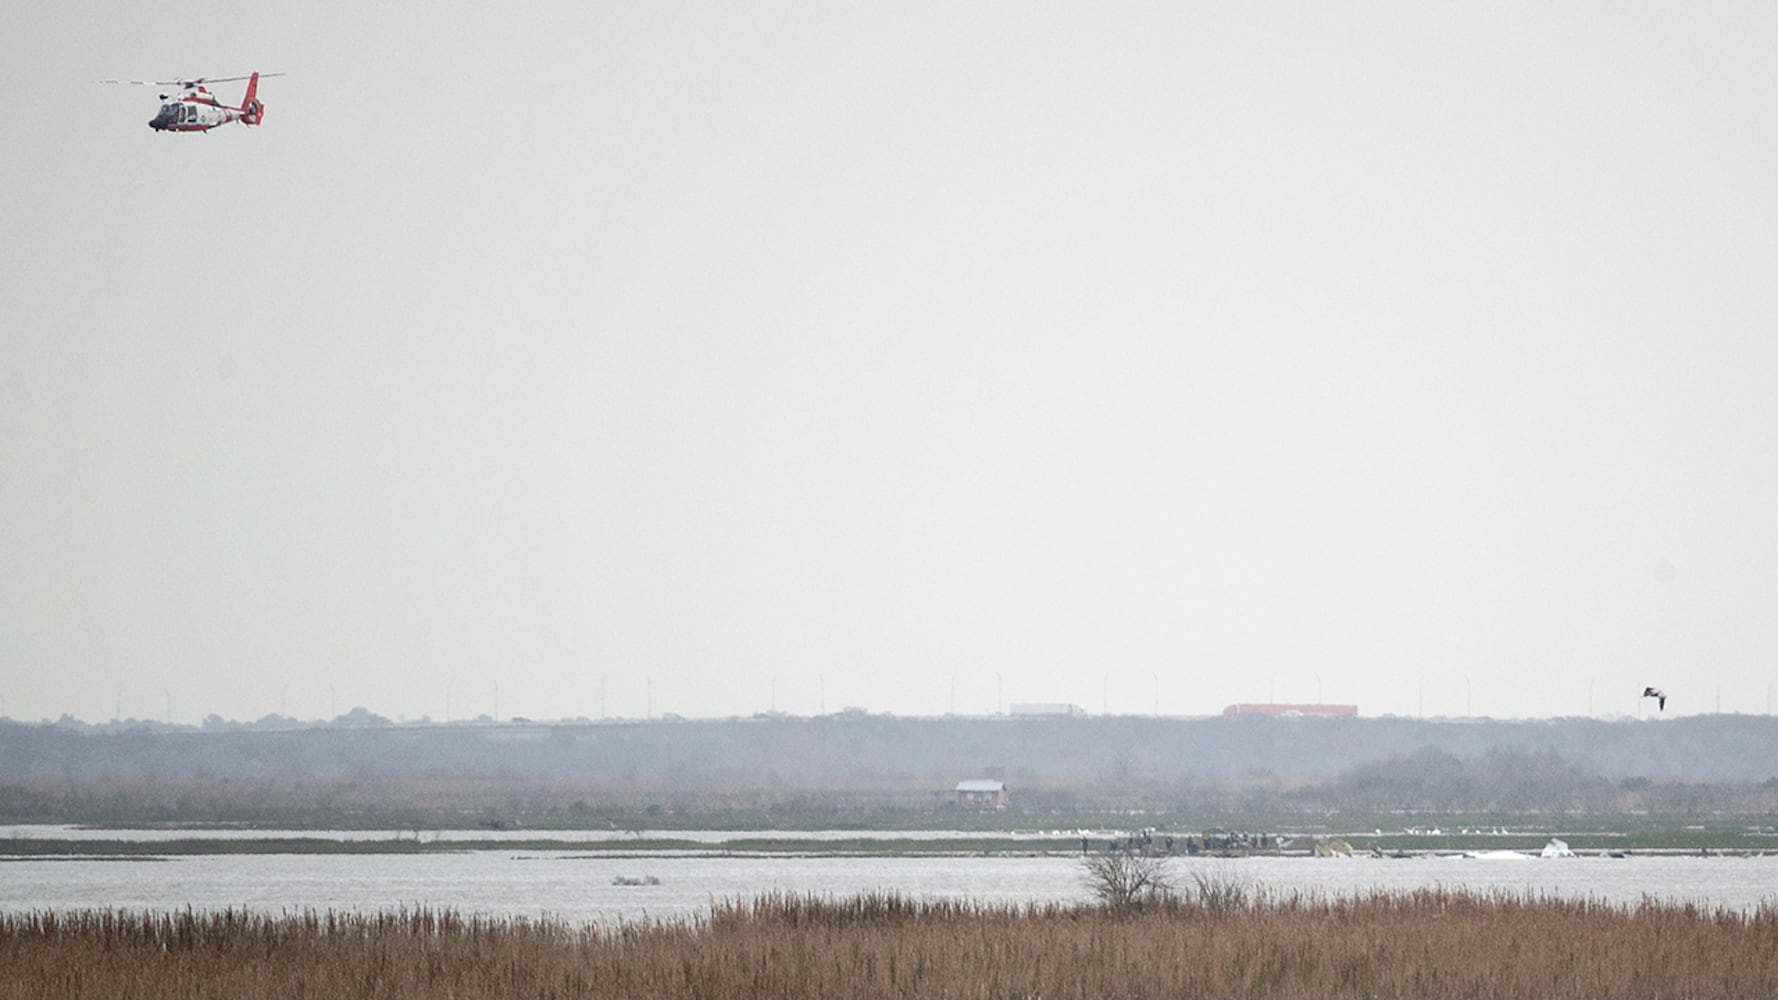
[4,845,1774,923]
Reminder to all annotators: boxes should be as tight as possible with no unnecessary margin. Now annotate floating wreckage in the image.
[1463,838,1574,860]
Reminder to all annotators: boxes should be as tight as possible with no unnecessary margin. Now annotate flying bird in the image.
[1642,687,1667,711]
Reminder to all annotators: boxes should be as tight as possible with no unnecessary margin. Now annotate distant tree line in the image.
[2,751,1776,829]
[3,713,1777,826]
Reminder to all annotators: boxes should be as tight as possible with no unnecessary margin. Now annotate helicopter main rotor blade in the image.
[151,72,288,87]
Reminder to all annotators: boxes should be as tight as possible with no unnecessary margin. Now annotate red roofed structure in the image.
[1221,703,1358,718]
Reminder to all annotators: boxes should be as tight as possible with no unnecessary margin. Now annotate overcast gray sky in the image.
[3,2,1775,725]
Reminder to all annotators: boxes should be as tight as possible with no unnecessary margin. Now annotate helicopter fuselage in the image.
[144,73,268,132]
[106,72,277,132]
[149,89,238,132]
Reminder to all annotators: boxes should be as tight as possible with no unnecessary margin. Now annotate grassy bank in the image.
[3,891,1775,999]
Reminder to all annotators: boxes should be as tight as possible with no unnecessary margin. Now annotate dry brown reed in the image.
[2,890,1774,999]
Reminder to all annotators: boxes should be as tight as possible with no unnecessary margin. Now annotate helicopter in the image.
[101,72,284,132]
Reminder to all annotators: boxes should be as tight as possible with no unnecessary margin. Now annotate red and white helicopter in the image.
[102,72,283,132]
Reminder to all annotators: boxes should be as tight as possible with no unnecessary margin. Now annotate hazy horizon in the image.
[2,676,1762,729]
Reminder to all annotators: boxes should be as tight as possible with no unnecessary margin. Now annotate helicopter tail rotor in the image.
[239,72,266,125]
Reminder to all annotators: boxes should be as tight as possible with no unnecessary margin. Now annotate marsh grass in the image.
[3,891,1775,999]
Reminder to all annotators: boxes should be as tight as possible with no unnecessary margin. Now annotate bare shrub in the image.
[1079,850,1176,909]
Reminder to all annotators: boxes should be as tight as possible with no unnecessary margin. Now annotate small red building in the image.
[1221,703,1358,718]
[955,779,1007,810]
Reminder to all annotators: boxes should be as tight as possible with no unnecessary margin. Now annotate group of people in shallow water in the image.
[1081,829,1284,856]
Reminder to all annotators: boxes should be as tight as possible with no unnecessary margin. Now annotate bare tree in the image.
[1079,850,1175,910]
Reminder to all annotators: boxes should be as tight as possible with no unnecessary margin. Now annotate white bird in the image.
[1642,687,1667,711]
